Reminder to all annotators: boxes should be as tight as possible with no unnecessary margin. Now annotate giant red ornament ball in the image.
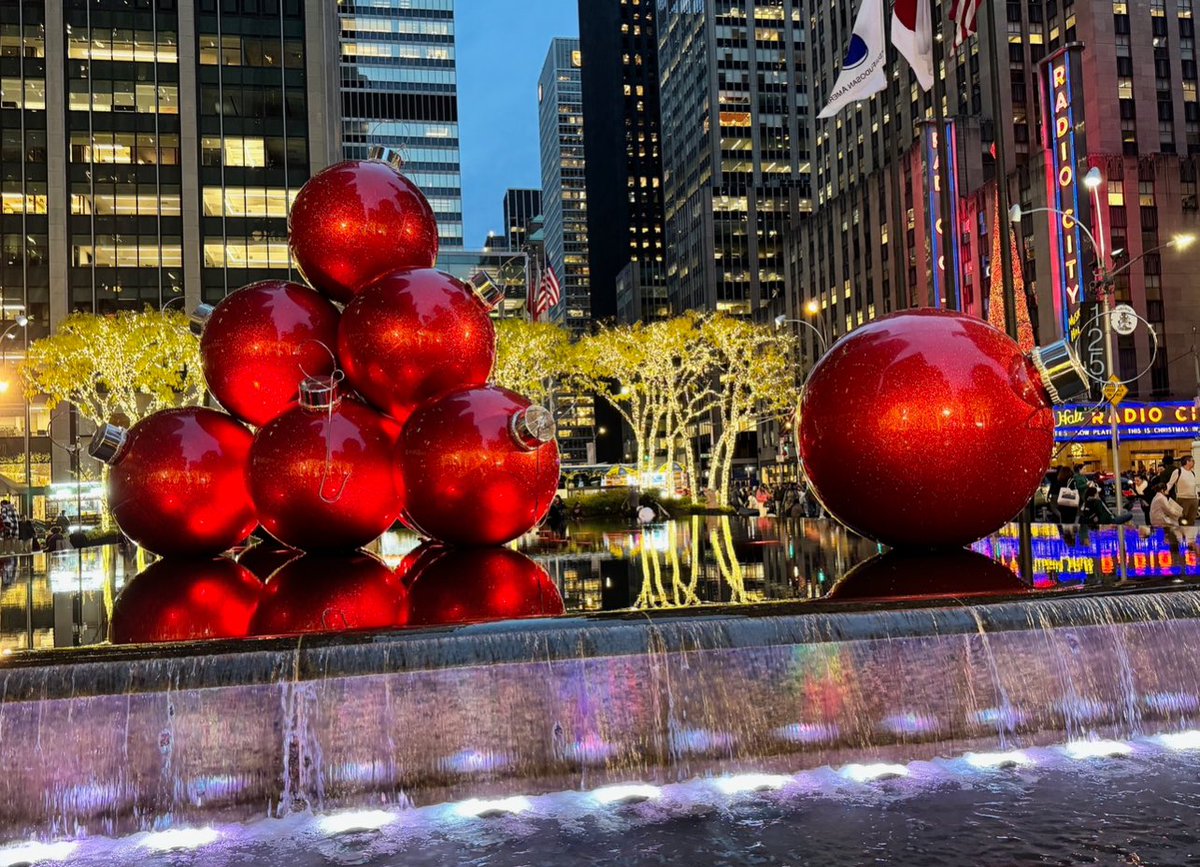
[91,408,257,557]
[827,549,1029,602]
[403,544,565,626]
[196,280,341,427]
[110,558,263,645]
[248,377,401,552]
[288,152,439,304]
[251,552,408,636]
[339,268,497,424]
[799,309,1086,549]
[398,385,560,546]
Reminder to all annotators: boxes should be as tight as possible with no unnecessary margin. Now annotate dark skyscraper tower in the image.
[578,0,668,325]
[502,188,541,252]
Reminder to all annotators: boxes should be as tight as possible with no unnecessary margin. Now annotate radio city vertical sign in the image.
[1039,44,1090,340]
[922,120,963,310]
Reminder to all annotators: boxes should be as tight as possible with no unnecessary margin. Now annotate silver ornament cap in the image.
[1030,338,1090,405]
[467,271,505,311]
[509,405,555,451]
[299,375,342,412]
[367,145,404,170]
[88,423,129,465]
[189,304,214,336]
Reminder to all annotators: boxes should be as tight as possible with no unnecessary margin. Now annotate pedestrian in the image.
[1168,456,1199,526]
[547,495,568,538]
[1150,482,1185,528]
[0,499,18,539]
[1133,473,1152,524]
[1050,466,1081,524]
[54,511,69,533]
[43,525,66,552]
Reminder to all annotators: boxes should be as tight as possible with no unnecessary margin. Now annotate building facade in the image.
[0,0,339,513]
[339,0,463,249]
[655,0,812,317]
[502,187,540,252]
[578,0,669,326]
[538,37,593,465]
[782,0,1200,476]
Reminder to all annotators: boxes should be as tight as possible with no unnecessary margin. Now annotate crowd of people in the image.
[0,501,73,552]
[732,483,823,519]
[1046,456,1199,529]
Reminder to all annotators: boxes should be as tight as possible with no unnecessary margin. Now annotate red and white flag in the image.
[535,264,561,320]
[891,0,934,91]
[949,0,980,47]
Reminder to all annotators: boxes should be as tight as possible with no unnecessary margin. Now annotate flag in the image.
[892,0,934,91]
[949,0,980,47]
[818,0,888,119]
[536,264,561,320]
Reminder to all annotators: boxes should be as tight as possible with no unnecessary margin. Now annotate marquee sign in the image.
[1054,402,1200,442]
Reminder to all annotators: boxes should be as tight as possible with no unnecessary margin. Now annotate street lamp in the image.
[0,315,29,513]
[774,314,828,357]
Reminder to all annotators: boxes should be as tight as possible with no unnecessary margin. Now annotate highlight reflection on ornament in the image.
[250,551,408,637]
[799,310,1088,549]
[110,558,263,644]
[403,543,564,626]
[826,549,1030,602]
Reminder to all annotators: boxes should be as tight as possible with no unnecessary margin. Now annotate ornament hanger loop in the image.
[294,338,341,381]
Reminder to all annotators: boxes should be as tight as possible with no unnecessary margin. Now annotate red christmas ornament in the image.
[250,551,408,637]
[110,558,263,644]
[193,280,341,428]
[799,309,1088,549]
[288,149,439,303]
[403,543,565,626]
[248,377,401,552]
[398,386,560,546]
[827,549,1029,602]
[339,269,497,425]
[90,408,257,557]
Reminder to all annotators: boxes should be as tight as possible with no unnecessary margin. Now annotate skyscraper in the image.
[0,0,339,509]
[339,0,463,249]
[502,188,541,252]
[538,37,592,465]
[656,0,812,316]
[578,0,668,325]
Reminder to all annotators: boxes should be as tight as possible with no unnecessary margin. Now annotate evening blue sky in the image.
[457,1,580,248]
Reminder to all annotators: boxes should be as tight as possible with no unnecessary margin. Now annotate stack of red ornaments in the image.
[97,148,562,644]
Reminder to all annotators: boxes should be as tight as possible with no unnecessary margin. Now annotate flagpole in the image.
[981,0,1034,582]
[932,13,958,310]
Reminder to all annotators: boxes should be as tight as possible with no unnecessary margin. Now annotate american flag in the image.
[535,263,561,320]
[948,0,979,47]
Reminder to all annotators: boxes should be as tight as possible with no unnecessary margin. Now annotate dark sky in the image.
[457,1,580,248]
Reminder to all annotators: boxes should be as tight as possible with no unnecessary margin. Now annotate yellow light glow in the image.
[1173,233,1197,250]
[805,300,820,315]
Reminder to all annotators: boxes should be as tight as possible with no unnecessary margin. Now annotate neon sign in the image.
[924,121,963,310]
[1054,401,1200,442]
[1040,45,1088,339]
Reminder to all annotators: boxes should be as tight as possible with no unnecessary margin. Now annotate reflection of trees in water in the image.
[636,516,746,608]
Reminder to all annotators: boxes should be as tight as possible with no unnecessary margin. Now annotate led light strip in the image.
[8,730,1200,863]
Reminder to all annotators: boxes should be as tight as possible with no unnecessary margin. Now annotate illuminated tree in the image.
[492,318,574,407]
[20,308,205,428]
[988,196,1035,352]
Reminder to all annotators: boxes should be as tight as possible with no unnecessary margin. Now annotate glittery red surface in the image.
[403,543,565,626]
[201,280,341,428]
[288,159,438,304]
[110,558,264,645]
[250,551,408,637]
[339,269,496,423]
[108,408,257,557]
[398,386,560,547]
[248,397,401,552]
[799,309,1055,549]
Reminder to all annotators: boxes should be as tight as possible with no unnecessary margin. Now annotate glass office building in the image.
[339,0,463,249]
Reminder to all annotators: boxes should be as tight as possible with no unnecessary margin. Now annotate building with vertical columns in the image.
[0,0,339,513]
[338,0,463,249]
[502,187,540,252]
[655,0,812,318]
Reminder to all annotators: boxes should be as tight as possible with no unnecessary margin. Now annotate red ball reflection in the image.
[288,159,439,303]
[248,397,401,552]
[397,386,560,546]
[200,280,341,427]
[826,549,1030,602]
[404,544,564,626]
[108,408,257,557]
[250,552,408,637]
[110,558,263,644]
[339,269,496,424]
[800,310,1055,549]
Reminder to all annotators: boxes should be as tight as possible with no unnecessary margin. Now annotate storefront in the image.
[1053,402,1200,474]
